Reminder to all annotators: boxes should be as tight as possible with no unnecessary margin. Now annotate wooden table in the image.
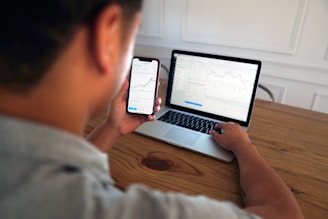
[85,80,328,219]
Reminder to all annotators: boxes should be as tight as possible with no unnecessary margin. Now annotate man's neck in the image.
[0,88,87,136]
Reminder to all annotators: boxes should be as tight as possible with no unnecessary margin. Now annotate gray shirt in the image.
[0,115,261,219]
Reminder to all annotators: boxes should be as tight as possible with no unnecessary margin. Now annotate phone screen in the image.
[127,57,160,115]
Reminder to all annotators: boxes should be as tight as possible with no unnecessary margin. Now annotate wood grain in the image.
[85,80,328,219]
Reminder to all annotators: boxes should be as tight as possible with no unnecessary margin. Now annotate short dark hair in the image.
[0,0,142,92]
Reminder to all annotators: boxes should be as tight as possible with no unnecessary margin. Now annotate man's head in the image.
[0,0,142,92]
[0,0,143,134]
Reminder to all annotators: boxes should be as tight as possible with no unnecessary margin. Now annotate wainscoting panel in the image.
[181,0,308,54]
[312,92,328,114]
[138,0,164,39]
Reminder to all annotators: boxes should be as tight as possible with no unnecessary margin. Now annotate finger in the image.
[122,79,129,92]
[210,126,224,135]
[153,105,161,113]
[137,115,149,123]
[147,115,156,121]
[155,97,162,105]
[116,79,129,99]
[214,122,226,130]
[209,129,222,141]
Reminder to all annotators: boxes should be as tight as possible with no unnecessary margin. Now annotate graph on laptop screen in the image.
[170,53,258,122]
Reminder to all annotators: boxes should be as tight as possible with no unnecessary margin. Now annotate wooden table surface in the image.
[85,80,328,219]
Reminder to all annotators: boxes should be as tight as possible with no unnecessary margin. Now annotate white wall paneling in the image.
[135,0,328,114]
[181,0,308,55]
[138,0,164,38]
[312,92,328,114]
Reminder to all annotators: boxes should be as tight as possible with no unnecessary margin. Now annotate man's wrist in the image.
[233,142,257,163]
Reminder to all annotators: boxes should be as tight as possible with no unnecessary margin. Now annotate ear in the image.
[92,5,123,74]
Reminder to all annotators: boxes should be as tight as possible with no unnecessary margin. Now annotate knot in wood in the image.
[143,157,174,171]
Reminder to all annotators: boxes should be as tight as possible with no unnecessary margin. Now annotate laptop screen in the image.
[166,50,261,125]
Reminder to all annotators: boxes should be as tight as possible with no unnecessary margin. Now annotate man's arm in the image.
[210,122,304,219]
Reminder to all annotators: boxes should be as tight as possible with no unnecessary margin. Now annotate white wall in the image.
[134,0,328,114]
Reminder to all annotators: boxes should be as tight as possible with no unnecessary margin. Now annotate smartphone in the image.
[126,56,160,115]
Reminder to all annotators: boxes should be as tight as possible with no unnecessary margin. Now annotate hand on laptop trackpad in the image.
[163,128,200,146]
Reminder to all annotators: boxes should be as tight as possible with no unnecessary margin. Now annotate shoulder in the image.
[110,184,262,219]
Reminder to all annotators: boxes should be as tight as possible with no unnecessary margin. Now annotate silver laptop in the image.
[135,50,261,162]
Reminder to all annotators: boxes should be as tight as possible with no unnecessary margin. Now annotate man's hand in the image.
[209,122,252,156]
[105,79,161,138]
[87,79,161,152]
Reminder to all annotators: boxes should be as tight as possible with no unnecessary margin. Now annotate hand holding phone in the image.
[127,56,160,115]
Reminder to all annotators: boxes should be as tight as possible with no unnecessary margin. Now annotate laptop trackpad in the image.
[163,128,200,146]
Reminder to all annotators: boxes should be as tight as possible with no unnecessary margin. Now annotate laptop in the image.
[135,50,261,162]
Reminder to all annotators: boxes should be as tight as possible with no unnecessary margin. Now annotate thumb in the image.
[116,78,129,100]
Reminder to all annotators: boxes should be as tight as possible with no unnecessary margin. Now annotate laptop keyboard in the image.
[158,110,217,134]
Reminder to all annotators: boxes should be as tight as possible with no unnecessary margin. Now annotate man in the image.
[0,1,303,219]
